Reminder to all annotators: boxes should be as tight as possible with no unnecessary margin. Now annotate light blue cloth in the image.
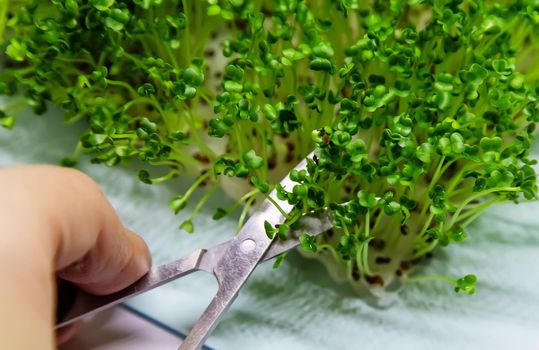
[1,104,538,349]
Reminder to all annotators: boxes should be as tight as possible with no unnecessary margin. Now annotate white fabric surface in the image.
[60,307,182,350]
[1,104,538,350]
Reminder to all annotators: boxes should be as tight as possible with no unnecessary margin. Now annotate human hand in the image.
[0,165,151,349]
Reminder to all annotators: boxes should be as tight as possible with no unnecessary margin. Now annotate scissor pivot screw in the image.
[240,239,256,253]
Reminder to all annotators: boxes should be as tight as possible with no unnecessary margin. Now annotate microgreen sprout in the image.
[1,0,538,296]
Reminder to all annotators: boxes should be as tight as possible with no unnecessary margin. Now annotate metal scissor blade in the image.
[179,156,314,350]
[179,211,281,349]
[178,211,332,349]
[56,249,205,328]
[197,210,333,272]
[54,210,332,329]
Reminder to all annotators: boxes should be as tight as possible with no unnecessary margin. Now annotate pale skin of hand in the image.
[0,165,152,349]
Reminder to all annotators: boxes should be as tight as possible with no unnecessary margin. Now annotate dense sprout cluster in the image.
[1,0,538,295]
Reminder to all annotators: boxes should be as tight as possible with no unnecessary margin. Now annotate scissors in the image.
[56,154,333,350]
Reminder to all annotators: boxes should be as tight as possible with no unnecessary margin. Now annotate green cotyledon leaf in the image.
[1,0,538,302]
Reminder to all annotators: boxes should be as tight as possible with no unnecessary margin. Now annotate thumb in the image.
[57,226,151,295]
[36,165,152,295]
